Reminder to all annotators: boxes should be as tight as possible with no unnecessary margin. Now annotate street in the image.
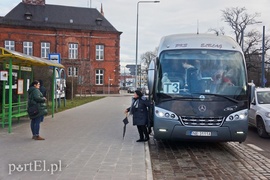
[244,126,270,159]
[149,125,270,180]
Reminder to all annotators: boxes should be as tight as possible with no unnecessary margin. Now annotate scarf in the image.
[129,98,139,115]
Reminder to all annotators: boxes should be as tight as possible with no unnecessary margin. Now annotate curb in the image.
[145,140,153,180]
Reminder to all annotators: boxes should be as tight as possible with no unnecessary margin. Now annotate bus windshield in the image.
[157,49,247,98]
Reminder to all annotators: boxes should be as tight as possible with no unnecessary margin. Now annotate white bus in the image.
[148,34,253,142]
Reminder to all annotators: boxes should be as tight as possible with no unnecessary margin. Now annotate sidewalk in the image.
[0,95,152,180]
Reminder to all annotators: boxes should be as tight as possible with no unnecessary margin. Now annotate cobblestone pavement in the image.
[149,138,270,180]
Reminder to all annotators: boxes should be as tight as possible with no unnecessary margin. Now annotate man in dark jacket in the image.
[125,90,151,142]
[28,80,47,140]
[39,80,47,98]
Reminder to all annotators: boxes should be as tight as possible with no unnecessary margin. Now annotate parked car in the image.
[127,86,136,93]
[248,87,270,138]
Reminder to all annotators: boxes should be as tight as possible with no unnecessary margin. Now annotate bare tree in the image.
[208,27,225,36]
[221,7,261,45]
[221,7,270,85]
[140,47,158,68]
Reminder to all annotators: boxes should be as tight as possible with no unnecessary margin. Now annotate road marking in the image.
[246,144,264,151]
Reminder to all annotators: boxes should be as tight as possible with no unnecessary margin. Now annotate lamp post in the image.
[122,66,127,89]
[135,0,160,89]
[261,25,266,87]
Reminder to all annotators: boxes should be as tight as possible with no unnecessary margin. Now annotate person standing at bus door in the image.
[28,80,48,140]
[125,90,151,142]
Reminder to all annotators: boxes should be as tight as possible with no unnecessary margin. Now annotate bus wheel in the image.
[257,117,268,138]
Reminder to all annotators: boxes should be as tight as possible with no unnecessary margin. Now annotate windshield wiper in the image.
[192,93,239,103]
[158,92,210,102]
[160,97,191,102]
[157,93,172,98]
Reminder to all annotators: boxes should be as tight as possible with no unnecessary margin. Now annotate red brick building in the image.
[0,0,121,94]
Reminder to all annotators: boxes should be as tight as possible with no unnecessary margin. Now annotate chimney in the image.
[100,3,104,16]
[22,0,45,5]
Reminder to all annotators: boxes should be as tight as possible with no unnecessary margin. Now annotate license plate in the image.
[191,131,211,136]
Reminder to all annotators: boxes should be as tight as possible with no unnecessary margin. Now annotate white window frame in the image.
[23,41,33,56]
[41,42,50,58]
[68,67,78,77]
[96,45,104,60]
[5,40,15,50]
[95,69,104,85]
[69,43,78,59]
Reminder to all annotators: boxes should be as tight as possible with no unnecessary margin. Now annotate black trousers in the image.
[137,125,149,140]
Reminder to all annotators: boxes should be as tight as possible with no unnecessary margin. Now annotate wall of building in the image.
[0,25,120,94]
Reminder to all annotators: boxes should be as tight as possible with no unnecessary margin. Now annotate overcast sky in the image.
[1,0,269,70]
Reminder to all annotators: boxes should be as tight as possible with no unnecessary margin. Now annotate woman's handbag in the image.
[27,104,39,116]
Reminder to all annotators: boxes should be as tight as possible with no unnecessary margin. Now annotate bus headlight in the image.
[226,109,248,121]
[155,107,178,120]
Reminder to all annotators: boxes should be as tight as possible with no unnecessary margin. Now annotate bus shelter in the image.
[0,47,64,133]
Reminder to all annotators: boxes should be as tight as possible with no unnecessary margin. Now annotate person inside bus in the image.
[161,72,171,84]
[211,68,234,93]
[162,60,186,89]
[184,59,204,92]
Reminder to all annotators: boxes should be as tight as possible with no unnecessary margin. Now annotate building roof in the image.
[0,2,120,33]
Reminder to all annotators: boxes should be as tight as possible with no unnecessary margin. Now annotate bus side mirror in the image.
[148,59,156,95]
[251,98,256,105]
[248,82,255,109]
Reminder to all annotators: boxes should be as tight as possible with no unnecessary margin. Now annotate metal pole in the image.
[8,58,13,133]
[261,25,265,87]
[52,67,56,117]
[241,29,244,50]
[140,64,142,88]
[108,76,110,94]
[71,62,74,101]
[135,1,160,89]
[135,2,139,89]
[124,66,126,88]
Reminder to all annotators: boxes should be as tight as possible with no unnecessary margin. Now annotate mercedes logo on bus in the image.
[198,105,206,112]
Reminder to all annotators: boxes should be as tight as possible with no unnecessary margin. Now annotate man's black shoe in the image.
[144,138,149,141]
[136,139,145,142]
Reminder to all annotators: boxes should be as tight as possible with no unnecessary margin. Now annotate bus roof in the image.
[158,34,242,56]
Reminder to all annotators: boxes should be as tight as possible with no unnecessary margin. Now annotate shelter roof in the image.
[0,47,64,68]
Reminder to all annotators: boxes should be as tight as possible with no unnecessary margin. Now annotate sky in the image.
[1,0,270,71]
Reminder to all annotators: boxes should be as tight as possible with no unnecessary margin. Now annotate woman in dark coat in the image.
[125,90,151,142]
[28,80,47,140]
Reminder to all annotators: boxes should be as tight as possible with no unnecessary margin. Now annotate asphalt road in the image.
[243,126,270,159]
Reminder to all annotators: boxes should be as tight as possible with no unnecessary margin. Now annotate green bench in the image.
[1,101,28,128]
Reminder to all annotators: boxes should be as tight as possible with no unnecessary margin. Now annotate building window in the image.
[68,67,78,77]
[69,43,78,59]
[41,42,50,58]
[23,41,33,56]
[5,40,15,51]
[96,45,104,60]
[95,69,104,85]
